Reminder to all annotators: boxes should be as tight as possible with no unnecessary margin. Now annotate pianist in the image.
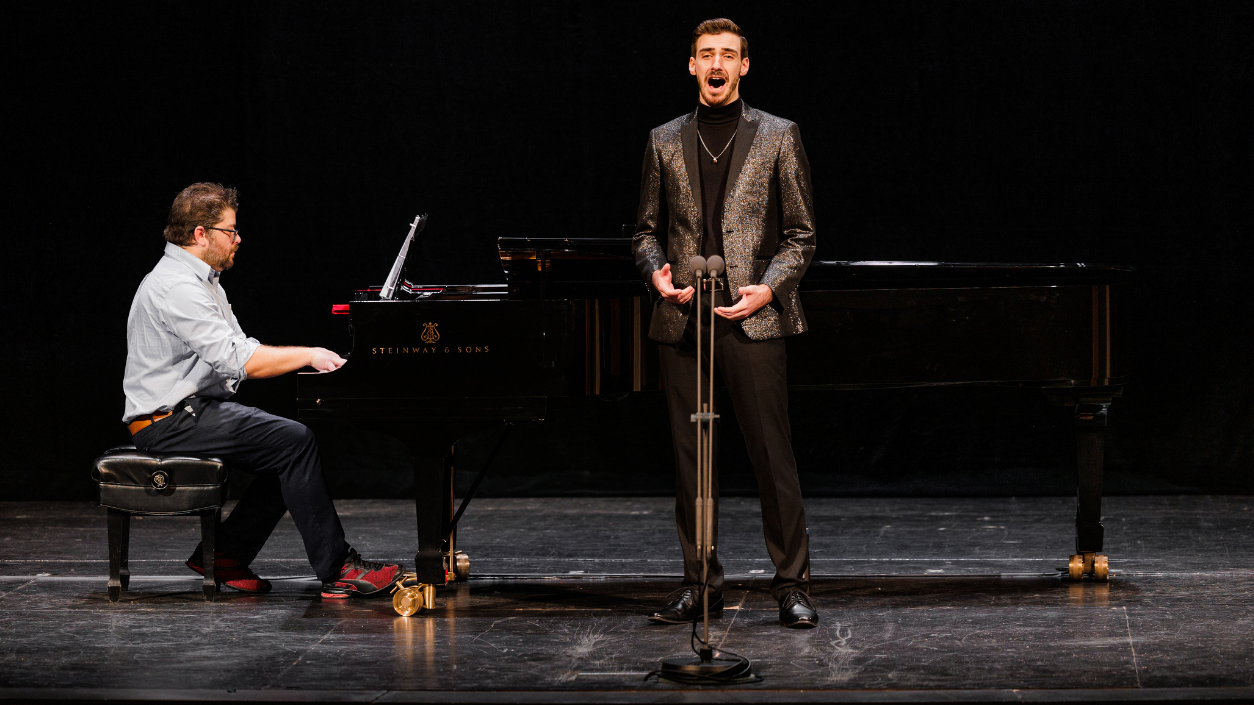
[122,182,404,600]
[634,19,818,628]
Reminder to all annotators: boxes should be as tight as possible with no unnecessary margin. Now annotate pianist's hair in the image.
[163,182,239,246]
[691,18,747,58]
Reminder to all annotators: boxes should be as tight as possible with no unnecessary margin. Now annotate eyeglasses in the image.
[205,227,241,241]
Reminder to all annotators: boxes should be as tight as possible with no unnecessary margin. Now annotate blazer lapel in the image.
[723,102,759,207]
[680,111,703,219]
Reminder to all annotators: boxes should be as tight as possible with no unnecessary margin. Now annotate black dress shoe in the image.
[647,586,724,624]
[779,589,818,628]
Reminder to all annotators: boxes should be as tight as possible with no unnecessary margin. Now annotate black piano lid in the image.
[497,238,1131,289]
[498,237,634,260]
[801,261,1132,289]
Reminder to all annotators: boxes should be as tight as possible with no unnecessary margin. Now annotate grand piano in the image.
[297,234,1127,598]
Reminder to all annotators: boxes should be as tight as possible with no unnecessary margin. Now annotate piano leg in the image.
[413,455,449,585]
[1071,401,1111,581]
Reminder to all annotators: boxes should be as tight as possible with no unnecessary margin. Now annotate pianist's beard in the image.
[204,242,237,271]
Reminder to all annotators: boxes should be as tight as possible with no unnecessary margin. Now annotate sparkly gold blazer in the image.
[633,103,816,343]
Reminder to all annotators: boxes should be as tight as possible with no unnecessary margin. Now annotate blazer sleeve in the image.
[632,129,669,289]
[760,122,816,298]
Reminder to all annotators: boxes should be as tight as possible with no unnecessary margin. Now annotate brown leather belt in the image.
[128,410,174,436]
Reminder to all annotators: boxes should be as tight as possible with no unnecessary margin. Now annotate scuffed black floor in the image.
[0,497,1251,701]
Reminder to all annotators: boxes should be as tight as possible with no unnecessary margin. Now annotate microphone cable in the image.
[644,581,762,685]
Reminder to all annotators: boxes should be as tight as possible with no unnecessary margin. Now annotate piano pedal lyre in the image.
[1067,552,1110,582]
[391,572,437,616]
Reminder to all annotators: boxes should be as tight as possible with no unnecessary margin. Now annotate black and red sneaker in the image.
[320,549,404,599]
[186,545,272,594]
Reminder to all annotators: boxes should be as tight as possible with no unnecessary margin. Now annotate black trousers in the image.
[658,300,811,601]
[132,398,349,581]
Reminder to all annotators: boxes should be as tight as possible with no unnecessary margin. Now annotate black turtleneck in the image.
[696,98,742,261]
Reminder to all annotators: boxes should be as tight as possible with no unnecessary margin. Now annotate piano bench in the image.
[90,446,229,602]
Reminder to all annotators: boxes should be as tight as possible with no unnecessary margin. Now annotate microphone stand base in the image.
[658,654,756,684]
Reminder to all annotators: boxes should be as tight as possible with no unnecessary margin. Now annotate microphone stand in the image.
[656,255,756,685]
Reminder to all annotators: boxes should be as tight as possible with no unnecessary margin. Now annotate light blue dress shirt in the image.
[122,242,261,422]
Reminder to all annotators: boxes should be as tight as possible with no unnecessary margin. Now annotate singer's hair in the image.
[164,182,239,246]
[691,18,747,58]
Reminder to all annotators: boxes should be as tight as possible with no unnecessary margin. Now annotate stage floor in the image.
[1,496,1252,703]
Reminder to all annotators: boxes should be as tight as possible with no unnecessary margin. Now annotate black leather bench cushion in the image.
[92,449,228,515]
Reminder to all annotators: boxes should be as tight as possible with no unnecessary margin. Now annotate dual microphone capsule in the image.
[689,255,725,278]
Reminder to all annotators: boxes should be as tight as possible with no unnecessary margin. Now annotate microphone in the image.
[706,255,725,278]
[689,255,708,278]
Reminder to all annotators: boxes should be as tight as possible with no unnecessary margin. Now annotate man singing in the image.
[634,19,818,628]
[124,182,403,599]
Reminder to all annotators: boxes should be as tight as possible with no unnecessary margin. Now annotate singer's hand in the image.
[715,284,773,321]
[652,263,694,304]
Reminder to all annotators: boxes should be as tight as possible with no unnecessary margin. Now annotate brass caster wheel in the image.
[1093,554,1109,581]
[390,572,438,616]
[1068,554,1084,580]
[393,586,424,617]
[453,551,470,582]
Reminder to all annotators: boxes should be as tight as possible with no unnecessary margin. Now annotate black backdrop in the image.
[4,1,1251,501]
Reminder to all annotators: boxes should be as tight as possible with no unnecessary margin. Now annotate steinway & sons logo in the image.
[372,321,491,355]
[421,322,440,344]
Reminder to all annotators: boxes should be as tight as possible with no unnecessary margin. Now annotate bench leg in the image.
[200,511,217,601]
[107,510,125,602]
[119,514,131,592]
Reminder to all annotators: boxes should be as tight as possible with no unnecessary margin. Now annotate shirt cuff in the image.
[236,337,262,381]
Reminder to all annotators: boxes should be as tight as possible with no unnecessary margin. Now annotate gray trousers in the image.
[658,303,810,601]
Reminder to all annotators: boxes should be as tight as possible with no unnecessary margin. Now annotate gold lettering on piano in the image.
[371,344,491,355]
[421,322,440,344]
